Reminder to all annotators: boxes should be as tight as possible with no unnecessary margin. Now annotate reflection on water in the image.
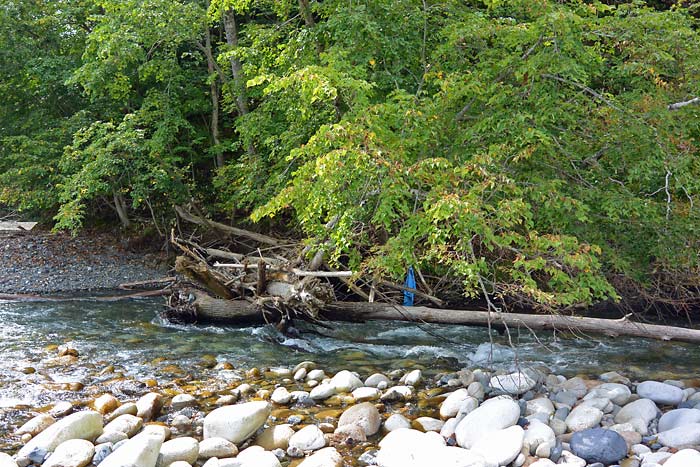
[0,297,698,436]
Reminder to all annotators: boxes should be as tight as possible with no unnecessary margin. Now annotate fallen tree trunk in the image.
[0,289,170,302]
[177,297,700,344]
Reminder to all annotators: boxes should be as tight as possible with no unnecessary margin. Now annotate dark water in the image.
[0,297,699,444]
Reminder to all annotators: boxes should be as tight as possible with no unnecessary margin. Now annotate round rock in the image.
[338,402,381,436]
[569,428,628,465]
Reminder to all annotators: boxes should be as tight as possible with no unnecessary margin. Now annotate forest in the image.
[1,0,699,314]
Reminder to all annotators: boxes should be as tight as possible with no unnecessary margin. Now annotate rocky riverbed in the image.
[0,232,168,294]
[3,344,700,467]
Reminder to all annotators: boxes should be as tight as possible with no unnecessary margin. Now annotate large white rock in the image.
[17,411,103,459]
[565,405,603,432]
[309,384,336,400]
[99,431,165,467]
[136,393,163,421]
[664,449,700,467]
[198,437,238,459]
[377,429,490,467]
[471,425,524,466]
[103,414,143,437]
[384,414,411,432]
[329,370,363,393]
[525,398,554,418]
[288,425,326,451]
[523,420,555,455]
[0,453,17,467]
[439,390,477,420]
[297,447,343,467]
[588,383,632,406]
[255,424,295,450]
[235,446,281,467]
[658,408,700,432]
[454,396,520,448]
[42,439,95,467]
[489,372,536,395]
[203,401,271,444]
[270,387,292,405]
[614,398,659,426]
[352,387,381,402]
[658,422,700,448]
[337,402,381,436]
[156,437,199,467]
[636,381,683,406]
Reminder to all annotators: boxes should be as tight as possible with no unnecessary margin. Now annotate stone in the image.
[306,369,326,381]
[384,414,411,432]
[103,415,143,437]
[440,390,478,420]
[43,439,95,467]
[664,449,700,467]
[94,395,119,415]
[526,397,555,418]
[99,431,165,467]
[0,453,17,467]
[288,425,326,451]
[92,443,112,465]
[271,387,292,405]
[297,447,343,467]
[365,374,390,389]
[470,425,523,466]
[658,408,700,432]
[592,383,632,406]
[203,401,271,444]
[17,414,56,436]
[50,402,74,418]
[337,402,381,436]
[615,398,659,425]
[136,393,163,421]
[375,429,444,467]
[309,384,336,401]
[198,437,237,459]
[636,381,683,406]
[17,411,103,460]
[235,446,281,467]
[657,422,700,448]
[352,387,381,402]
[170,394,197,411]
[565,405,603,432]
[380,386,413,402]
[412,417,443,432]
[403,370,422,386]
[454,396,520,448]
[569,428,628,465]
[489,371,536,395]
[96,432,127,445]
[255,424,295,451]
[523,420,555,455]
[156,437,199,467]
[329,370,363,393]
[165,462,190,467]
[331,424,367,444]
[106,403,138,422]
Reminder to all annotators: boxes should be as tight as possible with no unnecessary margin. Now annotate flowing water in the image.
[1,297,699,446]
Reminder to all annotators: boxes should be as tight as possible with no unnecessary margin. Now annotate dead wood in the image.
[0,289,170,302]
[175,206,283,246]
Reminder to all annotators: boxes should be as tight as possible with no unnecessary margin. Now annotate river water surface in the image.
[1,297,699,446]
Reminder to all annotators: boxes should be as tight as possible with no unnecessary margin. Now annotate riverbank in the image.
[4,347,700,467]
[0,231,169,294]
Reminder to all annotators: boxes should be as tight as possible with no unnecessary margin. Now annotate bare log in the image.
[668,97,700,111]
[0,289,170,302]
[214,262,354,277]
[166,298,700,344]
[119,277,177,290]
[175,206,283,246]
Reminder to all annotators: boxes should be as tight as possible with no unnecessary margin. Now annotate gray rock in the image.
[636,381,683,406]
[489,371,536,395]
[364,374,390,389]
[657,422,700,448]
[203,401,271,444]
[658,408,700,432]
[565,405,603,432]
[614,399,659,426]
[569,428,627,465]
[309,384,336,401]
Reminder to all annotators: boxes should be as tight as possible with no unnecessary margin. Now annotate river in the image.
[1,297,699,449]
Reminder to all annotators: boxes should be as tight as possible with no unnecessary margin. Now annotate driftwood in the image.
[171,295,700,344]
[175,206,282,246]
[0,289,170,302]
[0,221,38,232]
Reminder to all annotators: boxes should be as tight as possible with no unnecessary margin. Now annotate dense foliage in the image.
[1,0,699,310]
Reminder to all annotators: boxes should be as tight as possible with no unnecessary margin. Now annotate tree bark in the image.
[175,205,283,246]
[113,191,131,228]
[178,297,700,344]
[223,8,250,116]
[204,25,223,168]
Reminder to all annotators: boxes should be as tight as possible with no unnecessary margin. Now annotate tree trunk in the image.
[113,191,130,228]
[298,0,315,27]
[223,9,250,116]
[176,297,700,344]
[204,25,223,168]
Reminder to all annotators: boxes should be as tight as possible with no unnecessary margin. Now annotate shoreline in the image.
[0,231,170,295]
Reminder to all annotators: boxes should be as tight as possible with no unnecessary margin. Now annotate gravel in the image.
[0,231,170,294]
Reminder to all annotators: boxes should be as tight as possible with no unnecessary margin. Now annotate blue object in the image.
[403,266,416,306]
